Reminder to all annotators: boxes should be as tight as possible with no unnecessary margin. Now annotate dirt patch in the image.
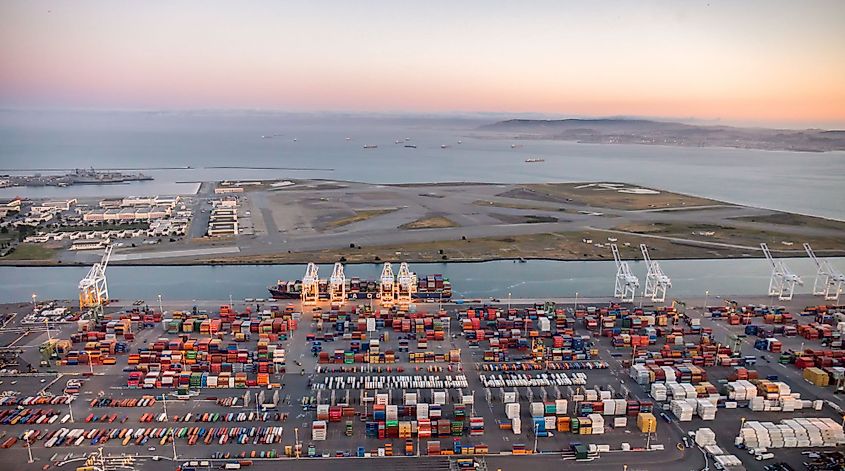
[322,208,398,229]
[501,182,718,210]
[399,216,458,230]
[200,229,845,266]
[473,200,569,213]
[732,213,845,232]
[612,222,845,252]
[490,213,560,224]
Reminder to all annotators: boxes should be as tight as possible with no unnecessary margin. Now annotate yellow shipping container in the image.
[803,367,829,387]
[637,412,657,433]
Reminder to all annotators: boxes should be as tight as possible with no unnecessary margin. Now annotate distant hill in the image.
[478,118,845,152]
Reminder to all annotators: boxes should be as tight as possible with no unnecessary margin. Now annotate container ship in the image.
[269,274,452,301]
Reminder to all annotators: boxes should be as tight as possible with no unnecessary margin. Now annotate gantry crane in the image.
[379,262,396,307]
[760,243,802,301]
[329,262,346,305]
[301,262,320,305]
[79,245,113,320]
[640,244,671,303]
[804,243,844,302]
[611,244,639,302]
[395,262,418,308]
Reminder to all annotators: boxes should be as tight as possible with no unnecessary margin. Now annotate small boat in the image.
[404,144,417,149]
[394,140,403,144]
[525,158,545,163]
[440,145,450,149]
[363,144,378,149]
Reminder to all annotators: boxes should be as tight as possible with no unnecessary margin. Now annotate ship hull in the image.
[268,287,452,301]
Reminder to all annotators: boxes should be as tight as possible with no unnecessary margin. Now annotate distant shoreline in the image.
[1,166,335,172]
[4,251,845,268]
[477,118,845,153]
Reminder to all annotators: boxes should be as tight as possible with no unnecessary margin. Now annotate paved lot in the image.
[60,180,845,265]
[0,293,842,471]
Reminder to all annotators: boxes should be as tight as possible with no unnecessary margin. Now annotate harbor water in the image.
[1,257,842,304]
[2,110,845,220]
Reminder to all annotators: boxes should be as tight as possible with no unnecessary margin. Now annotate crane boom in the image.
[79,245,113,308]
[760,243,802,301]
[760,243,777,269]
[640,244,671,303]
[611,244,638,302]
[301,262,320,305]
[804,243,844,301]
[329,262,346,305]
[379,263,396,307]
[396,262,418,308]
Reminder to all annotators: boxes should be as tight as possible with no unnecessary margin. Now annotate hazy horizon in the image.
[3,108,845,132]
[2,1,845,128]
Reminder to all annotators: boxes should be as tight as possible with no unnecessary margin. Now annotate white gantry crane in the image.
[329,262,346,305]
[301,262,320,305]
[761,243,803,301]
[79,245,113,319]
[395,262,418,308]
[379,262,396,307]
[611,244,639,302]
[640,244,672,303]
[804,243,844,302]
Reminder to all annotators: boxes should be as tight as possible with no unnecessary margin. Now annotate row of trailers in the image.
[611,243,844,303]
[300,261,419,308]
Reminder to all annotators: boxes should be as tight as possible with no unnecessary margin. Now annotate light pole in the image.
[704,290,709,310]
[507,292,511,311]
[68,397,75,423]
[533,421,539,453]
[294,427,301,458]
[229,293,233,309]
[26,436,34,463]
[574,292,579,312]
[157,294,163,314]
[161,393,177,460]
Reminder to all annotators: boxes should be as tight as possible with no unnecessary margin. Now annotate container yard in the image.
[1,271,845,471]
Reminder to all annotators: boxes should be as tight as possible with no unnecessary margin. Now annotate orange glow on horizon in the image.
[1,1,844,127]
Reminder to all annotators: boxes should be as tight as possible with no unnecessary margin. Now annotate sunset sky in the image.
[1,1,844,127]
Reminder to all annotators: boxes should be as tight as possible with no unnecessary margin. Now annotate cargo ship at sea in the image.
[269,274,452,300]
